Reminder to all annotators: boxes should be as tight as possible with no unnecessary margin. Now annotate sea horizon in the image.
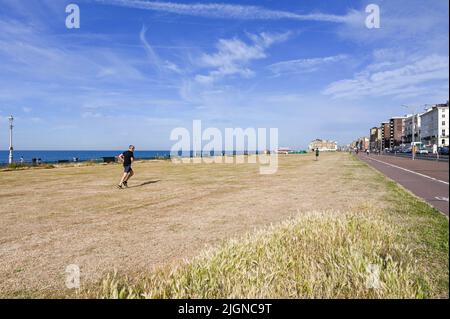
[0,150,172,164]
[0,150,260,164]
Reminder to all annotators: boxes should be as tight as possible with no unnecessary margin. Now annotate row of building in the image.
[308,139,338,152]
[353,102,449,152]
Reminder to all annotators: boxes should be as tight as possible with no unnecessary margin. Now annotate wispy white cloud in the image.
[0,19,147,84]
[29,117,43,123]
[268,54,348,76]
[81,111,104,119]
[336,0,449,50]
[139,25,163,73]
[139,25,183,74]
[323,54,449,99]
[195,32,291,84]
[96,0,354,23]
[1,0,448,149]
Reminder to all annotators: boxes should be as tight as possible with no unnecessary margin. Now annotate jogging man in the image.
[117,145,135,188]
[315,148,319,161]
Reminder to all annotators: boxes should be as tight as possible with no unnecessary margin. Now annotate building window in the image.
[443,121,446,125]
[442,129,446,136]
[443,139,446,145]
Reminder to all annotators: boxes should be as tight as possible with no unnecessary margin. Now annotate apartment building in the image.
[380,122,390,150]
[389,117,405,149]
[369,127,381,151]
[403,114,421,144]
[353,137,369,151]
[420,103,449,147]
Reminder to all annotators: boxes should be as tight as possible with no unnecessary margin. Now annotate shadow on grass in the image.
[129,180,161,188]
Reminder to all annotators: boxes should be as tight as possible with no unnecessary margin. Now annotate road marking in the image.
[435,197,449,202]
[365,157,449,185]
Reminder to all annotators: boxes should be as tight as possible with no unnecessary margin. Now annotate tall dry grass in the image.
[89,208,431,299]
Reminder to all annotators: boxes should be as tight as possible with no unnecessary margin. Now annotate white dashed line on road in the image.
[366,157,449,186]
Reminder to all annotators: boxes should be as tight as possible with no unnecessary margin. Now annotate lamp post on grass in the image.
[8,115,14,164]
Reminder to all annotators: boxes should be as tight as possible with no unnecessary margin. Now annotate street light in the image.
[402,105,418,160]
[402,103,433,160]
[8,115,14,164]
[422,104,438,159]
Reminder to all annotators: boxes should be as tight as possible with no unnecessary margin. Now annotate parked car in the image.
[403,148,412,154]
[439,147,449,155]
[418,148,429,154]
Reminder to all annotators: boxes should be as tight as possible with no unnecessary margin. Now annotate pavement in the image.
[382,152,449,162]
[357,154,449,216]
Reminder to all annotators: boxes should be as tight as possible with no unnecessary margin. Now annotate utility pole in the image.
[8,115,14,164]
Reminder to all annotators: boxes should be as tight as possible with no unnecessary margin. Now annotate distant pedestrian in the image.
[117,145,136,189]
[366,149,370,156]
[315,148,319,161]
[20,156,24,164]
[432,144,438,154]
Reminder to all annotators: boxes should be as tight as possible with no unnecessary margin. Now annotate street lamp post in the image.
[402,104,433,160]
[8,115,14,164]
[412,113,416,161]
[402,105,418,160]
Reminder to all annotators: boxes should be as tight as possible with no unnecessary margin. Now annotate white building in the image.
[308,139,338,152]
[403,113,422,144]
[420,103,449,148]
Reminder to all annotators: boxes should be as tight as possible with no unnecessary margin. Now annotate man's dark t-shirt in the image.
[122,151,135,166]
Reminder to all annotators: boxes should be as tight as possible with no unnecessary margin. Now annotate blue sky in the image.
[0,0,448,150]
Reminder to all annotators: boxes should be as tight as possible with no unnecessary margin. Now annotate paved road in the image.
[357,154,449,216]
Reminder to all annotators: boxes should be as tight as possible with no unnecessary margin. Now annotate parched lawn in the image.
[87,172,449,299]
[0,153,448,298]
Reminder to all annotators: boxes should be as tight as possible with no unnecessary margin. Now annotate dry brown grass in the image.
[0,153,447,298]
[90,209,430,299]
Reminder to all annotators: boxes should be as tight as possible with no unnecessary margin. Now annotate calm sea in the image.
[0,150,171,164]
[0,150,247,164]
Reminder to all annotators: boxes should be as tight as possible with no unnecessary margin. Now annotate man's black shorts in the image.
[124,165,133,173]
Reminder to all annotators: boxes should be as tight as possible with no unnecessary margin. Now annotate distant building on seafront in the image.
[420,102,449,147]
[275,147,292,154]
[369,127,382,152]
[308,139,338,152]
[361,101,448,153]
[389,116,406,149]
[380,122,390,150]
[402,113,422,145]
[353,137,369,151]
